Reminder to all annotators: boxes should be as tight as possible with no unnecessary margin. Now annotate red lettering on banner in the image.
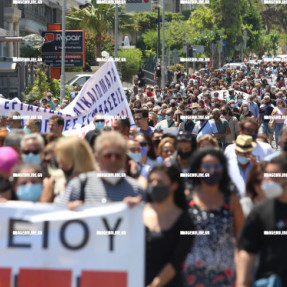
[81,271,127,287]
[0,268,11,287]
[18,269,72,287]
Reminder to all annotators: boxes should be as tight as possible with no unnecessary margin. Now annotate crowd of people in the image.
[1,60,287,287]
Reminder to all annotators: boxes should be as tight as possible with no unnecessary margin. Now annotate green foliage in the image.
[117,49,142,82]
[20,45,41,58]
[133,11,184,33]
[170,64,185,73]
[32,69,49,98]
[263,31,280,56]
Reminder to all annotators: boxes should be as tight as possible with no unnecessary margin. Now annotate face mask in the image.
[23,153,41,164]
[178,150,192,159]
[283,141,287,152]
[7,126,12,131]
[158,115,163,121]
[63,166,74,179]
[237,155,249,165]
[252,92,257,95]
[128,152,141,163]
[261,180,283,199]
[153,139,161,147]
[230,104,235,108]
[157,92,161,96]
[101,169,125,185]
[166,115,171,121]
[238,99,243,103]
[243,107,248,111]
[170,103,176,107]
[202,172,223,186]
[140,146,148,158]
[95,121,105,130]
[138,92,142,96]
[147,89,150,92]
[182,118,188,122]
[24,126,31,134]
[222,110,227,116]
[247,86,250,90]
[265,102,270,105]
[17,183,42,202]
[147,185,170,203]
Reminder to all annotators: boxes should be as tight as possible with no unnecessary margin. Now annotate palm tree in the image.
[66,0,133,63]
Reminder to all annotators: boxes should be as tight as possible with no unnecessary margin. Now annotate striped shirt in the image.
[58,171,144,205]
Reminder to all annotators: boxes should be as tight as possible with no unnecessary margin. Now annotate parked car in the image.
[220,63,247,70]
[66,74,92,87]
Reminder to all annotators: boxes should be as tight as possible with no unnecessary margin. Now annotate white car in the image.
[66,74,92,87]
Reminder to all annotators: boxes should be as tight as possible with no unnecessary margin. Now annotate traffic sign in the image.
[41,31,84,54]
[41,54,84,68]
[191,45,204,53]
[125,0,152,12]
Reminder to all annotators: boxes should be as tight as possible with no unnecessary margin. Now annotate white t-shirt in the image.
[224,141,273,162]
[192,120,218,141]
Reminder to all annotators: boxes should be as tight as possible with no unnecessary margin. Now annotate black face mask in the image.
[153,139,161,147]
[148,119,154,127]
[170,103,176,107]
[147,185,170,203]
[222,110,227,116]
[0,177,12,192]
[202,172,223,186]
[178,150,192,160]
[63,166,74,179]
[192,99,197,103]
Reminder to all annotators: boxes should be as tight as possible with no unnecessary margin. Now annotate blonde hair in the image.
[158,137,176,153]
[197,134,219,148]
[94,131,127,155]
[55,136,95,177]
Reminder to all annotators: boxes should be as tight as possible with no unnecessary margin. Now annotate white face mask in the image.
[261,180,283,199]
[100,169,126,185]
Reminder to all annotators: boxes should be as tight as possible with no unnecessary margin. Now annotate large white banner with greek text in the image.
[0,202,144,287]
[0,61,134,137]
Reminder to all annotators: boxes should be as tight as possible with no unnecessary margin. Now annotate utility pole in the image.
[60,0,66,103]
[157,7,160,63]
[115,4,118,59]
[161,0,165,89]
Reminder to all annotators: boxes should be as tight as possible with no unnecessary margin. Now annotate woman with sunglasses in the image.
[241,162,266,216]
[145,165,194,287]
[183,147,244,287]
[135,133,162,169]
[272,99,287,149]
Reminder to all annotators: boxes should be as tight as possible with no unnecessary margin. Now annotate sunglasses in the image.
[201,163,224,171]
[135,117,142,121]
[22,150,41,155]
[103,153,123,160]
[140,142,147,147]
[95,120,105,123]
[243,127,257,133]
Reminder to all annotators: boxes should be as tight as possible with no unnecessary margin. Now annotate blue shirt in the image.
[249,102,259,118]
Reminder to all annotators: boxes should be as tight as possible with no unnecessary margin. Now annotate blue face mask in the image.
[237,155,249,165]
[95,121,105,130]
[182,118,187,122]
[128,152,142,163]
[23,153,41,164]
[158,115,163,121]
[7,126,12,131]
[23,126,31,134]
[166,115,171,121]
[238,99,243,103]
[140,146,148,158]
[17,183,42,202]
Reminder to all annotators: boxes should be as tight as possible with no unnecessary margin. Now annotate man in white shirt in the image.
[191,109,218,141]
[227,135,257,198]
[225,118,273,162]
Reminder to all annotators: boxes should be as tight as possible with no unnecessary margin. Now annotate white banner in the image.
[0,61,134,137]
[199,89,249,101]
[0,201,144,287]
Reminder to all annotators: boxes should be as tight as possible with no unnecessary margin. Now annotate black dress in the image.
[145,211,194,287]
